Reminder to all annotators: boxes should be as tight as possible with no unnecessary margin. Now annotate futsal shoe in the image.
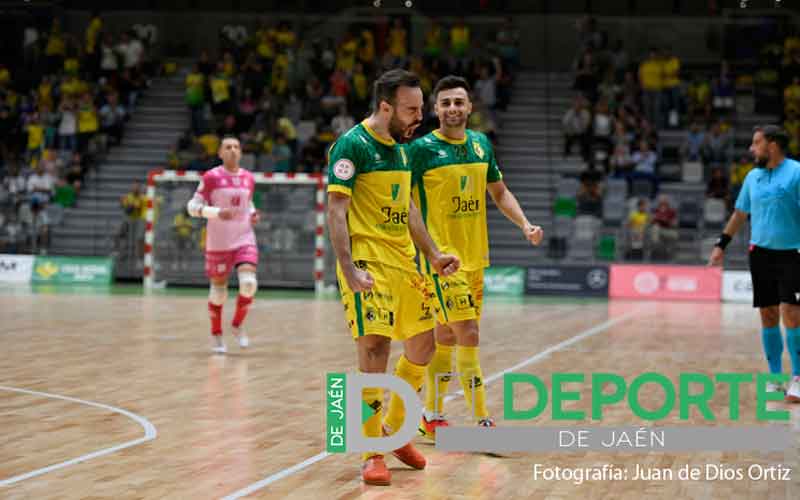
[361,455,391,486]
[211,335,227,354]
[477,417,496,428]
[785,376,800,403]
[766,381,785,394]
[418,413,450,441]
[232,326,249,348]
[383,426,426,469]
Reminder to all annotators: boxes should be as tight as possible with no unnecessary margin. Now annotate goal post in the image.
[143,169,331,293]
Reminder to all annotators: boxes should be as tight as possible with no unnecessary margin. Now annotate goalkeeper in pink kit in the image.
[187,137,260,353]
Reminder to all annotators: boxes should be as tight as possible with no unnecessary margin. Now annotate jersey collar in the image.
[361,120,395,147]
[433,129,467,145]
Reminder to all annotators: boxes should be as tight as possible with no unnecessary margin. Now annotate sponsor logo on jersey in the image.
[438,149,448,158]
[472,141,485,159]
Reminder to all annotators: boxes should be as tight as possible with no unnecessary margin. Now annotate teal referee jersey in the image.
[735,158,800,250]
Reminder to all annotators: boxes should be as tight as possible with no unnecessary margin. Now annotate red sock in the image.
[232,294,253,328]
[208,302,223,335]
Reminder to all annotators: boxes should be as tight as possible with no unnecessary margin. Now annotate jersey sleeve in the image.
[194,171,214,203]
[327,136,360,196]
[734,171,752,213]
[483,134,503,183]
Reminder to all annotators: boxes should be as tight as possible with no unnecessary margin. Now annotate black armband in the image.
[715,233,732,250]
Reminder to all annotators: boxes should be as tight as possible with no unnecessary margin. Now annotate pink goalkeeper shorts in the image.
[205,245,259,279]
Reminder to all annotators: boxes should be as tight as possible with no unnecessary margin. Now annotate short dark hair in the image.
[372,69,420,110]
[432,75,471,101]
[754,124,789,152]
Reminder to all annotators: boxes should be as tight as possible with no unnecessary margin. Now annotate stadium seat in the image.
[703,198,727,229]
[596,234,616,260]
[602,197,625,226]
[678,199,701,228]
[682,161,703,183]
[553,197,577,217]
[556,177,580,198]
[605,178,628,200]
[631,178,654,199]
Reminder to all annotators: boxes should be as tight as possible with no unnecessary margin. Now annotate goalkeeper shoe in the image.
[232,326,249,348]
[211,335,227,354]
[361,455,391,486]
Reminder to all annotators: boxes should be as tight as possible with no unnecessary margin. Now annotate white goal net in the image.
[143,170,334,292]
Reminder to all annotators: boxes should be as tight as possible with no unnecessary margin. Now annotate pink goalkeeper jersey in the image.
[194,166,257,252]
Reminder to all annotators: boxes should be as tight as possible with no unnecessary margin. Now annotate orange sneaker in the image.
[361,455,391,486]
[418,414,450,440]
[392,441,427,470]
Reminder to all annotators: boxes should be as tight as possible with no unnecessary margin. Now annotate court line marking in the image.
[0,386,157,487]
[221,307,643,499]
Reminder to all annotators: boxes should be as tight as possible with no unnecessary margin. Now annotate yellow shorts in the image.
[338,260,436,341]
[431,268,484,325]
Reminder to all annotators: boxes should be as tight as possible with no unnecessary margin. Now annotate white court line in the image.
[0,386,157,487]
[221,307,644,499]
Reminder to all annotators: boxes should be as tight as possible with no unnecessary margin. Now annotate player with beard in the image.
[327,69,461,486]
[409,76,543,437]
[709,125,800,402]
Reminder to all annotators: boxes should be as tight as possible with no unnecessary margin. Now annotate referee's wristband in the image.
[715,233,732,250]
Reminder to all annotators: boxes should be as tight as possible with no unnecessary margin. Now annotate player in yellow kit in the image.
[327,69,460,486]
[409,75,543,436]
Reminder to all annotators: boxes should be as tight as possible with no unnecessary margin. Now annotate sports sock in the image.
[384,355,426,433]
[362,385,383,462]
[761,326,784,374]
[208,302,223,336]
[456,345,489,420]
[786,327,800,377]
[425,342,454,416]
[232,294,253,328]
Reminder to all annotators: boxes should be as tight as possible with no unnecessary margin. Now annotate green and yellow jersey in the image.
[410,129,502,273]
[327,121,416,272]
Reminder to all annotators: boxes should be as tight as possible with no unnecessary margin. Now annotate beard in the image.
[754,154,769,168]
[389,114,421,143]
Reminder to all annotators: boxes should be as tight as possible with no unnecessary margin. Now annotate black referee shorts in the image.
[748,245,800,308]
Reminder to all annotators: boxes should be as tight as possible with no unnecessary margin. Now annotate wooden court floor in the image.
[1,286,799,499]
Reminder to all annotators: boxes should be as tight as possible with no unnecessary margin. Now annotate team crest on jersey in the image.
[333,159,355,180]
[472,141,485,159]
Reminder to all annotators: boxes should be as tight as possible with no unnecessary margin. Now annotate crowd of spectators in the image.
[0,14,157,253]
[171,16,518,174]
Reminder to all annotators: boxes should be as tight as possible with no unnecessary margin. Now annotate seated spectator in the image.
[39,148,64,177]
[631,139,657,176]
[332,105,355,138]
[99,91,126,145]
[626,198,649,260]
[591,99,614,169]
[621,71,641,115]
[53,176,76,208]
[577,172,603,216]
[681,121,706,162]
[27,165,55,208]
[474,63,498,110]
[65,160,83,191]
[562,96,590,160]
[270,134,292,173]
[730,155,753,198]
[609,143,633,175]
[649,194,678,257]
[703,121,733,165]
[706,165,730,205]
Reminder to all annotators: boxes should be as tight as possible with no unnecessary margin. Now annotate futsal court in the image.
[1,285,798,499]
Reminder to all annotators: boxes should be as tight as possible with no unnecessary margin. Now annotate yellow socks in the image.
[383,355,426,433]
[456,345,489,420]
[425,342,454,415]
[361,385,383,461]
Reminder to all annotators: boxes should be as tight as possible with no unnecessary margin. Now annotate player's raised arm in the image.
[408,198,459,276]
[487,180,543,246]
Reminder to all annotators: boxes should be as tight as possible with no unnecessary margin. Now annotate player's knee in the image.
[209,284,228,305]
[435,324,457,345]
[238,270,257,298]
[455,321,480,346]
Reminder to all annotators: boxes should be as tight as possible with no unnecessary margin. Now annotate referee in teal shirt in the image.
[709,125,800,402]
